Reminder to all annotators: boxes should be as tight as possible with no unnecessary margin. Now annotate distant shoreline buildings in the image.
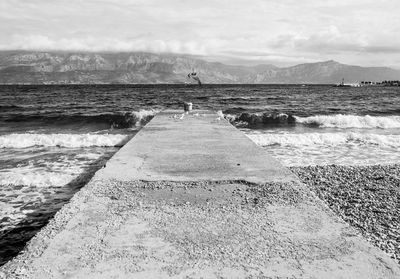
[360,80,400,86]
[336,79,400,87]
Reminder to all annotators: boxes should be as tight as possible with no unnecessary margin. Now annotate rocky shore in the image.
[291,164,400,264]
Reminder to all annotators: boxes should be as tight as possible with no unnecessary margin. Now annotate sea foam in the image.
[295,114,400,129]
[132,109,159,126]
[247,132,400,147]
[0,168,77,187]
[0,133,128,148]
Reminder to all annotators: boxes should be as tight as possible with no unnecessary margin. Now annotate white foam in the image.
[0,158,84,187]
[246,131,400,166]
[295,114,400,129]
[132,109,159,126]
[0,133,128,149]
[216,110,236,122]
[246,132,400,147]
[0,168,77,187]
[75,153,103,160]
[0,161,85,232]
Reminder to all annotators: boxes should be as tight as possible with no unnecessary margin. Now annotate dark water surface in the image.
[1,85,400,126]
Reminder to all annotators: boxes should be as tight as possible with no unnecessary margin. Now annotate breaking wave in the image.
[246,132,400,147]
[224,112,400,129]
[130,109,159,126]
[226,112,295,127]
[295,114,400,129]
[0,133,128,148]
[2,109,159,129]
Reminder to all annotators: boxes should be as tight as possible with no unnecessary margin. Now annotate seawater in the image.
[1,84,400,264]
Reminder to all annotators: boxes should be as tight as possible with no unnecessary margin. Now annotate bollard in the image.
[184,102,193,112]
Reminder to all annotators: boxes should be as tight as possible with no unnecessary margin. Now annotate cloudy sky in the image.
[1,0,399,67]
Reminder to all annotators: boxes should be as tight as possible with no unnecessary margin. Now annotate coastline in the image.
[291,164,400,264]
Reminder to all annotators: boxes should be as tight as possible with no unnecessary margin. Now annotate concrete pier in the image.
[99,110,296,183]
[1,110,399,278]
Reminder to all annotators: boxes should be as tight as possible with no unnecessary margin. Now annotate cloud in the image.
[361,46,400,54]
[215,50,321,67]
[0,0,400,67]
[266,25,400,56]
[0,34,220,55]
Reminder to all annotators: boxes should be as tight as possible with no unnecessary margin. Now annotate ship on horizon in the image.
[335,78,360,87]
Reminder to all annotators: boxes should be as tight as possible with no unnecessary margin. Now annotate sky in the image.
[0,0,400,67]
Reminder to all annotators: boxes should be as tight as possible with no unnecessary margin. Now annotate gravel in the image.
[1,179,311,278]
[2,174,399,277]
[291,164,400,264]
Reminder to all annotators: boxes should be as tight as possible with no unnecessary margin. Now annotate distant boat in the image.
[335,78,360,87]
[336,78,351,87]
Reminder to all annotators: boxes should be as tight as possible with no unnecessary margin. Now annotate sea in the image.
[1,84,400,264]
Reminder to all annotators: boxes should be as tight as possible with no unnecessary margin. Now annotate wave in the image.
[2,109,159,129]
[225,112,296,127]
[0,133,128,148]
[295,114,400,129]
[246,132,400,147]
[223,112,400,129]
[131,109,159,126]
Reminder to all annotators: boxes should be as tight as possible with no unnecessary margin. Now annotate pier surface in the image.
[1,110,399,278]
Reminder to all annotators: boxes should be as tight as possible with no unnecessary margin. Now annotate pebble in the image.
[291,164,400,264]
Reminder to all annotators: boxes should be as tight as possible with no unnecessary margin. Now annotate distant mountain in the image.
[0,51,399,84]
[267,60,400,84]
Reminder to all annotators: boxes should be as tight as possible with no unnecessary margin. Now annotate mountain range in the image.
[0,51,399,84]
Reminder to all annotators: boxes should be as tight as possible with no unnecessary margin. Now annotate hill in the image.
[0,51,399,84]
